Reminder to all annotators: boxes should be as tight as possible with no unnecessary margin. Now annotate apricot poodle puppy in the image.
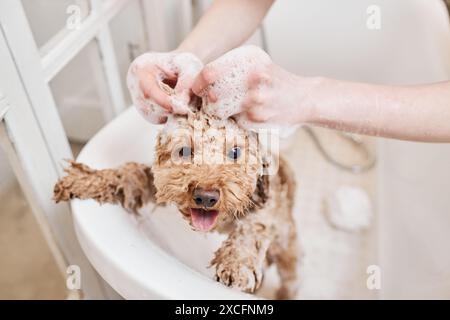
[54,102,299,299]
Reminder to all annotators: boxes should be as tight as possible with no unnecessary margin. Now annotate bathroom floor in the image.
[0,142,84,299]
[0,182,66,299]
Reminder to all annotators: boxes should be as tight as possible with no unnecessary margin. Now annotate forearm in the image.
[177,0,274,63]
[306,79,450,142]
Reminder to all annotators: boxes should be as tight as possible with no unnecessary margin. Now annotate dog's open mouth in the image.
[190,208,220,231]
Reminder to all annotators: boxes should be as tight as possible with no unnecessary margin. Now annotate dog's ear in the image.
[251,158,270,208]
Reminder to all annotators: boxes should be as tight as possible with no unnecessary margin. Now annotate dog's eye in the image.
[227,147,241,160]
[178,146,193,158]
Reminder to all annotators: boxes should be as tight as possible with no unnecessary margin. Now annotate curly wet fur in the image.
[54,161,155,213]
[54,110,299,299]
[151,112,262,229]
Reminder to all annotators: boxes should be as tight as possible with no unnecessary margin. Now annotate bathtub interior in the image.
[138,126,378,299]
[74,108,378,299]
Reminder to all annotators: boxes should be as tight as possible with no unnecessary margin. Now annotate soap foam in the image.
[202,45,271,120]
[128,46,297,137]
[127,52,202,123]
[202,46,297,136]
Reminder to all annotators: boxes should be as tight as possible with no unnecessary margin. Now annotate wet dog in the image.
[54,100,298,299]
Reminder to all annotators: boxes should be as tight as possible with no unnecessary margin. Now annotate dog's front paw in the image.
[212,252,263,293]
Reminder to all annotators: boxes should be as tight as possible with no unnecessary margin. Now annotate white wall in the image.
[264,0,449,84]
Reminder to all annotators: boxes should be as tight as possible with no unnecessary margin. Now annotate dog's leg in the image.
[271,225,299,299]
[211,212,274,293]
[271,158,299,299]
[53,161,156,213]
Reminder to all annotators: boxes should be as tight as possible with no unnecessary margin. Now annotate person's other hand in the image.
[127,51,203,124]
[191,45,272,121]
[240,63,316,126]
[191,45,314,128]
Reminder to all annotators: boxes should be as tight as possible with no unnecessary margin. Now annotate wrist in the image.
[175,42,211,64]
[295,76,328,124]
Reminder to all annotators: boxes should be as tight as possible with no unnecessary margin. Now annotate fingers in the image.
[247,69,271,89]
[246,106,272,122]
[141,78,173,111]
[242,84,278,122]
[240,69,275,122]
[158,64,177,80]
[242,90,264,108]
[128,51,205,123]
[172,76,195,114]
[139,65,174,112]
[191,67,218,97]
[168,53,204,113]
[241,91,265,122]
[207,90,217,103]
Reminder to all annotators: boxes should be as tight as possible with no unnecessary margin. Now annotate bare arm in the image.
[177,0,275,63]
[307,79,450,142]
[127,0,274,123]
[221,59,450,143]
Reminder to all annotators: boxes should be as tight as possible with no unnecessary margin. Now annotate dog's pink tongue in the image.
[191,209,219,231]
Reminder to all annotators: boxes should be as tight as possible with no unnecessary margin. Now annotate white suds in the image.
[200,45,297,135]
[325,186,372,232]
[127,52,202,123]
[202,45,271,119]
[128,46,296,137]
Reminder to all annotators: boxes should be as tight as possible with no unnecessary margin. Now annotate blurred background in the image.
[0,0,449,299]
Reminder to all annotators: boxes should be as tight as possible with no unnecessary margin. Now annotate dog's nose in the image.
[193,188,220,208]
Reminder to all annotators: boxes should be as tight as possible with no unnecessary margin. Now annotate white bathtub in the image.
[71,0,450,299]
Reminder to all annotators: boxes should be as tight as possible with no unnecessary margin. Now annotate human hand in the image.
[239,63,317,126]
[191,45,272,121]
[127,51,203,124]
[191,45,314,128]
